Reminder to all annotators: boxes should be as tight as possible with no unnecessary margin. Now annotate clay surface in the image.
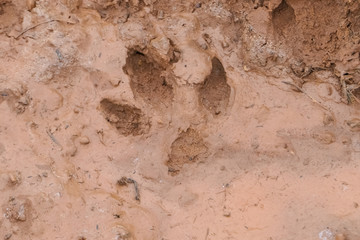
[0,0,360,239]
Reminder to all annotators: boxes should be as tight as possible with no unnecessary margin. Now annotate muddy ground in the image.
[0,0,360,239]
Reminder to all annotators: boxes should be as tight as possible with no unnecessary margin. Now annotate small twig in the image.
[127,178,140,201]
[205,228,209,240]
[15,20,56,39]
[301,67,313,79]
[282,81,331,112]
[340,78,351,104]
[46,129,63,150]
[15,19,76,39]
[349,91,360,104]
[343,84,360,104]
[117,177,140,201]
[96,130,105,145]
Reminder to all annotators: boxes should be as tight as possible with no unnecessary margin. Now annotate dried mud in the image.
[199,57,230,115]
[123,49,174,109]
[167,128,208,175]
[0,0,360,239]
[100,98,150,136]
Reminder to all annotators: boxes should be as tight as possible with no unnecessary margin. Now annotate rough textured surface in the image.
[123,49,174,109]
[199,57,231,115]
[167,128,208,175]
[0,0,360,239]
[100,98,150,136]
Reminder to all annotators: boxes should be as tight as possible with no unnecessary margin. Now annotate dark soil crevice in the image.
[199,57,231,116]
[100,98,150,136]
[123,50,174,109]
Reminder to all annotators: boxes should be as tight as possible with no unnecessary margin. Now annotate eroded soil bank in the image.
[0,0,360,239]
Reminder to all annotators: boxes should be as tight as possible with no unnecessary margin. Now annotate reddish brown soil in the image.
[199,57,230,115]
[0,0,360,239]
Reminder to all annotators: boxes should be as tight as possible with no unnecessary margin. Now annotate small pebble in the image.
[243,65,250,71]
[18,96,29,105]
[4,233,12,240]
[221,41,229,48]
[16,204,26,221]
[65,145,77,157]
[79,136,90,145]
[200,43,208,50]
[8,172,21,185]
[8,173,17,184]
[54,192,61,199]
[223,211,231,217]
[346,118,360,132]
[157,10,164,19]
[173,51,181,59]
[26,0,36,11]
[323,114,334,126]
[203,33,212,44]
[319,229,334,240]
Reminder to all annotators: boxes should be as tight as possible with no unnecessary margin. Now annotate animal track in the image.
[123,50,174,109]
[100,98,150,136]
[199,57,231,115]
[0,88,30,114]
[272,0,295,35]
[167,128,208,176]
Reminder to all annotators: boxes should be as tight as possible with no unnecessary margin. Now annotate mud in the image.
[199,57,230,115]
[100,98,150,136]
[167,128,208,175]
[123,49,174,109]
[0,0,360,239]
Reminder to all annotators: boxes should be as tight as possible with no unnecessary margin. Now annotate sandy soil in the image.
[0,0,360,239]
